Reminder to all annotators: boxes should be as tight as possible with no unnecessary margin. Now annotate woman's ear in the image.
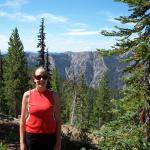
[32,74,35,83]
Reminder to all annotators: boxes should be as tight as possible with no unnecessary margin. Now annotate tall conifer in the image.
[37,18,52,89]
[37,18,46,67]
[60,79,73,124]
[70,72,78,125]
[3,28,29,117]
[51,69,60,92]
[0,50,3,82]
[76,74,89,128]
[0,50,4,112]
[45,48,51,89]
[98,0,150,148]
[94,73,112,128]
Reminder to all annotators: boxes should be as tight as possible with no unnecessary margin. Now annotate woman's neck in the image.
[35,87,47,93]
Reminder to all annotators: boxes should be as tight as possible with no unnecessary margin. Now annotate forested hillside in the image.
[25,51,126,89]
[97,0,150,149]
[0,18,118,150]
[1,0,150,149]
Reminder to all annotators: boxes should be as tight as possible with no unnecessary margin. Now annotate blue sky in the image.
[0,0,130,53]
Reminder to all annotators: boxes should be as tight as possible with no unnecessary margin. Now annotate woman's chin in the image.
[38,84,46,88]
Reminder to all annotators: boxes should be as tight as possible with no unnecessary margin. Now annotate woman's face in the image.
[33,68,48,88]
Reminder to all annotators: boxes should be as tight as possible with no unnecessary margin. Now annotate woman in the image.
[20,66,61,150]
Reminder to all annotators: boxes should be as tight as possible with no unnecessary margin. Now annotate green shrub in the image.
[0,143,8,150]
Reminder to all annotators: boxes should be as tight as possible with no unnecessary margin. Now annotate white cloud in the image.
[108,18,120,24]
[71,22,87,28]
[19,13,37,22]
[0,34,8,53]
[43,35,115,53]
[0,11,37,22]
[108,17,135,26]
[96,10,114,18]
[0,33,37,53]
[0,11,68,23]
[40,13,68,24]
[47,37,96,52]
[0,0,28,9]
[23,37,37,52]
[0,11,7,17]
[97,10,134,26]
[0,32,116,53]
[64,29,100,36]
[100,27,115,31]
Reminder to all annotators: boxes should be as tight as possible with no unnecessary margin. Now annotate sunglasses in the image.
[34,75,48,80]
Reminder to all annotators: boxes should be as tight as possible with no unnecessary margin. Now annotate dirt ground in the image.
[0,114,101,150]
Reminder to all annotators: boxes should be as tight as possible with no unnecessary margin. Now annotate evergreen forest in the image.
[0,0,150,149]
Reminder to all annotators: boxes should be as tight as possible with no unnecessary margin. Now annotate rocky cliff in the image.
[26,51,126,89]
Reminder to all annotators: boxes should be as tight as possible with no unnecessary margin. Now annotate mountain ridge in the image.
[26,51,125,88]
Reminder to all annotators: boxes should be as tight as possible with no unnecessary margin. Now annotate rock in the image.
[0,114,100,150]
[61,124,100,149]
[26,51,125,89]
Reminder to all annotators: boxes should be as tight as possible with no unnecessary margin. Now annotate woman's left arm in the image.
[53,92,61,150]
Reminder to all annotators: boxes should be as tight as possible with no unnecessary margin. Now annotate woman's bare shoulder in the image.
[24,89,35,96]
[23,90,32,99]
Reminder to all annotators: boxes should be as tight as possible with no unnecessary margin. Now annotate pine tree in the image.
[0,50,4,112]
[70,71,78,126]
[94,73,112,128]
[98,0,150,148]
[3,28,29,117]
[60,79,73,124]
[76,74,89,129]
[0,50,3,82]
[87,87,96,129]
[37,18,46,67]
[59,70,78,125]
[51,69,60,92]
[45,48,51,89]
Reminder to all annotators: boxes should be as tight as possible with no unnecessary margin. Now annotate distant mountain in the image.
[26,51,126,89]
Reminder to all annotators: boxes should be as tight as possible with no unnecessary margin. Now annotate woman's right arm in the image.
[20,91,29,150]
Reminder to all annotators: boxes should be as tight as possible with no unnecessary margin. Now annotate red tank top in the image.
[25,89,56,133]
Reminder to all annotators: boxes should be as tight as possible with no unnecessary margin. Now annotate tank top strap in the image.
[28,89,35,107]
[28,89,32,103]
